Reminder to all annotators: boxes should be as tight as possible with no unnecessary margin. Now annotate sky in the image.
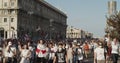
[46,0,120,37]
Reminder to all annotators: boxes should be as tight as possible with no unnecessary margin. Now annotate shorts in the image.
[97,60,105,63]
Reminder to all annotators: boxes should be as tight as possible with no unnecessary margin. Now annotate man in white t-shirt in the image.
[94,42,106,63]
[4,41,16,63]
[77,43,83,63]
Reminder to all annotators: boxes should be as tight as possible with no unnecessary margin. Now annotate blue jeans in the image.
[112,54,118,63]
[73,56,77,63]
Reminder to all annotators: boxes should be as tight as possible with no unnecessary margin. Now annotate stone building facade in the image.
[0,0,67,40]
[66,26,93,39]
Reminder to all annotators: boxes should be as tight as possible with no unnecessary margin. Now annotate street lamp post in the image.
[50,19,54,40]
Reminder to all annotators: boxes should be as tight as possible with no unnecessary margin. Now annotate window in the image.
[11,18,14,22]
[4,18,7,22]
[3,10,8,15]
[4,2,7,7]
[10,0,16,7]
[10,10,15,14]
[11,2,15,7]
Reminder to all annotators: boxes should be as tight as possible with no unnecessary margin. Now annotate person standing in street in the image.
[47,42,55,63]
[106,40,112,63]
[36,40,46,63]
[76,43,84,63]
[20,44,31,63]
[53,42,68,63]
[94,41,106,63]
[67,43,73,63]
[111,38,120,63]
[4,41,16,63]
[27,41,35,63]
[72,42,78,63]
[83,42,89,59]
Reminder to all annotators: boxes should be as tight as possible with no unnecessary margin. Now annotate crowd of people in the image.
[0,37,119,63]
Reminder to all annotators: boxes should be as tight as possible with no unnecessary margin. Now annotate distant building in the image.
[84,31,93,39]
[66,26,93,39]
[66,26,81,39]
[0,0,67,40]
[108,0,117,15]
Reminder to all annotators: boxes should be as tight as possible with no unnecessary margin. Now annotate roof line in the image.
[39,0,67,16]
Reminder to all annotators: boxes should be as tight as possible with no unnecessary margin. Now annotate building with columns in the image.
[66,26,93,39]
[66,26,82,39]
[0,0,67,40]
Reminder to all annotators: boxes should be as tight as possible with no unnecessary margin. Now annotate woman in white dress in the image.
[20,44,31,63]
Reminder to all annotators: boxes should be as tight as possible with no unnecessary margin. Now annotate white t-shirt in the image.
[111,42,119,54]
[53,45,58,52]
[20,49,30,63]
[77,48,83,60]
[5,46,16,57]
[21,49,29,58]
[105,37,110,42]
[88,44,92,49]
[37,44,46,57]
[48,48,55,59]
[94,47,105,60]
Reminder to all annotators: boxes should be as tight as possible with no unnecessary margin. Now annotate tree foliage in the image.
[106,12,120,40]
